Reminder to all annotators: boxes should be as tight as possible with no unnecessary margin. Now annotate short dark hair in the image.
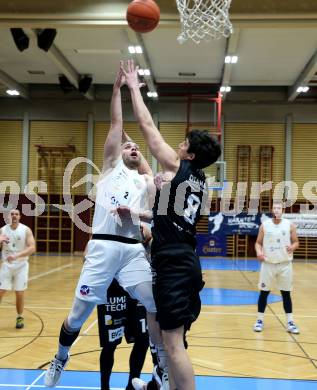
[187,130,221,169]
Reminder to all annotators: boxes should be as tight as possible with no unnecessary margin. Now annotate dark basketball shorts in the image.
[151,243,204,331]
[97,296,148,348]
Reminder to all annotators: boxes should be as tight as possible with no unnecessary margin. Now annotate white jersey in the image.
[262,218,292,263]
[92,158,148,240]
[1,223,29,264]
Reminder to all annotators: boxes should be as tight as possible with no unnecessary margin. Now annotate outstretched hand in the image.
[120,59,145,90]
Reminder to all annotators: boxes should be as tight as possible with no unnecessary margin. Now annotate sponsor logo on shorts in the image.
[80,285,90,296]
[114,317,126,325]
[108,326,124,342]
[105,315,112,325]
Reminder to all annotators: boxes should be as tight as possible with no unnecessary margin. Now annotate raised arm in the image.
[102,62,126,173]
[123,130,152,176]
[122,60,180,173]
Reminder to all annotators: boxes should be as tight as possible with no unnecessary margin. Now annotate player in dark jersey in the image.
[123,59,221,390]
[97,279,149,390]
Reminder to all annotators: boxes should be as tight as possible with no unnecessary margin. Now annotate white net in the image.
[176,0,233,44]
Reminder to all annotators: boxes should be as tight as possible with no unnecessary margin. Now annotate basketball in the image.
[126,0,160,33]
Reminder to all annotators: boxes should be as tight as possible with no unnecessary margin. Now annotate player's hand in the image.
[0,234,9,244]
[286,245,294,254]
[154,171,173,190]
[7,254,17,262]
[257,253,266,262]
[120,59,145,90]
[114,206,139,221]
[140,223,152,245]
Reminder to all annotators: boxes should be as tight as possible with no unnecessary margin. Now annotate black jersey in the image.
[152,160,206,250]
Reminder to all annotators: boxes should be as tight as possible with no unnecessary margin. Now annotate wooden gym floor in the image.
[0,255,317,388]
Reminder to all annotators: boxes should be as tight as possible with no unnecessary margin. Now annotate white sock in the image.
[155,343,168,369]
[56,343,70,361]
[286,313,294,323]
[257,312,264,321]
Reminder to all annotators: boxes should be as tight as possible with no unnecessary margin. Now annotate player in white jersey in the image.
[44,64,168,389]
[0,209,36,329]
[254,201,300,334]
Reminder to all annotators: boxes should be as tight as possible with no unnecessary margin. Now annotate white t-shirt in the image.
[262,218,292,263]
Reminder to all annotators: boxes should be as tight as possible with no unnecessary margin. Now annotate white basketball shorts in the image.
[258,261,293,291]
[75,239,152,304]
[0,260,29,291]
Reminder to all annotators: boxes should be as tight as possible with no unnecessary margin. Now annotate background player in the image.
[254,200,300,334]
[98,278,149,390]
[0,209,36,329]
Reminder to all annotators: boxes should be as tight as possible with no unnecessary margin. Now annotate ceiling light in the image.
[225,55,238,64]
[297,86,309,93]
[138,69,151,76]
[6,89,20,96]
[129,45,143,54]
[220,86,231,93]
[147,91,158,98]
[128,46,136,54]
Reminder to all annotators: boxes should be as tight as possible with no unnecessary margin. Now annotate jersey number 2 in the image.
[184,194,201,225]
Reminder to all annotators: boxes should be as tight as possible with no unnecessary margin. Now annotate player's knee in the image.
[126,283,156,313]
[163,337,184,359]
[141,295,156,313]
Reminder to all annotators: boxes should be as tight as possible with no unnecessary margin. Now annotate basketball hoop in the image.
[176,0,233,44]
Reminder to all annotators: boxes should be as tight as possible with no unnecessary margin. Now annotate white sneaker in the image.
[153,365,169,390]
[287,321,300,334]
[161,367,169,390]
[44,354,70,387]
[132,378,148,390]
[253,319,263,332]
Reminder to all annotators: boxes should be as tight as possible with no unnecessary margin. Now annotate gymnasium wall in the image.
[0,99,317,255]
[225,122,285,189]
[0,120,23,184]
[292,124,317,199]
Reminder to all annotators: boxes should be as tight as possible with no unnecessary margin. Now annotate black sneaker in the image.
[16,316,24,329]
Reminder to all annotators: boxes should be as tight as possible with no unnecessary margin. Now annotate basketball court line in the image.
[25,318,98,390]
[28,263,74,282]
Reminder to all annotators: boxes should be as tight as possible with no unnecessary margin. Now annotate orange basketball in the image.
[126,0,160,33]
